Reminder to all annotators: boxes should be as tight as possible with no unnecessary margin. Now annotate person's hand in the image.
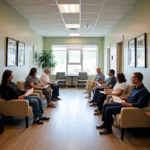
[120,96,128,101]
[92,81,96,84]
[105,91,111,95]
[18,95,25,99]
[121,102,132,107]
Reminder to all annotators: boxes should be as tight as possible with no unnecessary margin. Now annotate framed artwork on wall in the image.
[135,33,146,68]
[128,38,136,67]
[17,41,25,66]
[33,45,38,65]
[6,37,17,66]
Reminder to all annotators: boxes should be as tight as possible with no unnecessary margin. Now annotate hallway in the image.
[0,89,150,150]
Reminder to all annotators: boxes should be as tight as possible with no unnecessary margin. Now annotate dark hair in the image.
[117,73,126,83]
[28,68,37,77]
[133,72,143,82]
[1,70,12,86]
[109,69,115,75]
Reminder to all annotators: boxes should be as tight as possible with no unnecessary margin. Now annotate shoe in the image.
[89,100,94,103]
[90,103,97,107]
[56,97,61,100]
[94,110,102,115]
[52,98,57,101]
[94,109,99,112]
[47,103,56,108]
[96,123,105,129]
[39,117,50,121]
[99,129,112,135]
[85,95,91,98]
[33,120,43,125]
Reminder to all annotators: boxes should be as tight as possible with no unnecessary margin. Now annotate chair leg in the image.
[121,128,125,140]
[25,117,29,128]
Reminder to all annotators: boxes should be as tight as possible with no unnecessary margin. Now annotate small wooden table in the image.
[66,74,78,88]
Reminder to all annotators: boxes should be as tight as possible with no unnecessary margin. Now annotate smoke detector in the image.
[84,24,91,28]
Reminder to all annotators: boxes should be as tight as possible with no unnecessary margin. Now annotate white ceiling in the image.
[5,0,137,37]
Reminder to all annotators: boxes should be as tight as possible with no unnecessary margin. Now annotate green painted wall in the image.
[104,0,150,90]
[0,0,43,82]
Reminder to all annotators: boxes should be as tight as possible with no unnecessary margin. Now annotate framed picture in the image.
[128,38,136,67]
[6,37,17,66]
[17,41,25,66]
[33,45,38,64]
[135,33,146,68]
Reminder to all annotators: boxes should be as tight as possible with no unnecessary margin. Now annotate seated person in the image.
[85,68,105,98]
[24,68,55,108]
[89,69,116,106]
[96,72,150,135]
[0,70,50,125]
[94,73,127,115]
[40,68,61,101]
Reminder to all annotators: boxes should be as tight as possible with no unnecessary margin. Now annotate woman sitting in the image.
[0,70,50,124]
[94,73,127,115]
[24,68,55,108]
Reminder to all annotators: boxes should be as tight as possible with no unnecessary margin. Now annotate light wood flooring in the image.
[0,89,150,150]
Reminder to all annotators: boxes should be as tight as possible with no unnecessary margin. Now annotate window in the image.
[52,44,98,75]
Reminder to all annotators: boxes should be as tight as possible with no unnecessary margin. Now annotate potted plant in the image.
[39,50,57,69]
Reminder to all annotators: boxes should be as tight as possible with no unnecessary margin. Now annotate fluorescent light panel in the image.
[59,4,80,13]
[69,33,80,36]
[66,24,80,28]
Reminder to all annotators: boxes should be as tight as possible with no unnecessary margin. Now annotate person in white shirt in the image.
[40,68,61,101]
[94,73,127,115]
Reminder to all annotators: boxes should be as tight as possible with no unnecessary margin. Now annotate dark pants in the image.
[92,88,104,103]
[102,103,122,131]
[97,94,107,111]
[50,84,59,99]
[27,96,44,120]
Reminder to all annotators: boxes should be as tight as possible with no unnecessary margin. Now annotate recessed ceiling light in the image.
[59,4,80,13]
[69,33,80,36]
[66,24,80,28]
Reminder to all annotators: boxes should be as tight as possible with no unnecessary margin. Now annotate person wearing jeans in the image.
[0,70,50,124]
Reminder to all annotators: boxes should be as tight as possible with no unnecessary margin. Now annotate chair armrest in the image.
[30,93,39,97]
[6,99,30,116]
[119,107,150,128]
[34,90,43,97]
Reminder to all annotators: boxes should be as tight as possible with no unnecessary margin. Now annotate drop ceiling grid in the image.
[5,0,137,37]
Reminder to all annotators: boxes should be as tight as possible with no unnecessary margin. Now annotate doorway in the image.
[107,48,111,72]
[117,42,123,73]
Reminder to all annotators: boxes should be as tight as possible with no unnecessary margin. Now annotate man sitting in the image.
[89,69,116,106]
[40,68,61,101]
[85,68,105,98]
[96,72,150,135]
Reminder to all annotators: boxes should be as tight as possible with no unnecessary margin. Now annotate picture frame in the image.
[128,38,136,67]
[6,37,17,66]
[33,45,38,65]
[17,41,25,66]
[135,33,146,68]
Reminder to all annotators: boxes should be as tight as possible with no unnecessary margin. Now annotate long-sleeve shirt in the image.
[0,82,24,100]
[127,84,150,108]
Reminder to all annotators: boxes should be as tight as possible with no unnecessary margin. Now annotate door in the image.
[107,48,111,72]
[117,42,123,73]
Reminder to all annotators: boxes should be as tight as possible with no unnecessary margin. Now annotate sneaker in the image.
[94,110,102,115]
[85,95,91,98]
[47,103,56,108]
[56,97,61,100]
[33,120,43,125]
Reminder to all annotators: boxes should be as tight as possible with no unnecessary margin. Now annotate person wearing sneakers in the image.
[94,73,127,115]
[89,69,116,106]
[0,70,50,125]
[85,68,105,98]
[24,68,55,108]
[40,68,61,101]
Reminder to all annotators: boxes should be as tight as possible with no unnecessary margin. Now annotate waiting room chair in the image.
[56,72,66,87]
[78,72,88,88]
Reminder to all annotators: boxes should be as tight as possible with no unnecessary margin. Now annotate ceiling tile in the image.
[97,19,118,25]
[81,5,102,14]
[99,13,124,20]
[82,0,105,5]
[57,0,79,4]
[62,13,79,20]
[106,0,137,5]
[65,19,79,24]
[81,14,98,20]
[102,5,132,13]
[13,4,58,13]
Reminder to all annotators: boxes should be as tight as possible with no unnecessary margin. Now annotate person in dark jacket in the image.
[0,70,50,125]
[96,72,150,134]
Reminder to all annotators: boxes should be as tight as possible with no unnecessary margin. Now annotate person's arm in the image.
[29,82,44,90]
[105,89,124,96]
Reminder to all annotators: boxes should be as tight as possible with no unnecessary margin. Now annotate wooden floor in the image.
[0,89,150,150]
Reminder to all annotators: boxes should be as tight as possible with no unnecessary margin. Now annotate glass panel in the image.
[83,51,97,74]
[52,45,67,50]
[52,51,66,74]
[83,45,98,50]
[68,50,81,63]
[68,65,81,74]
